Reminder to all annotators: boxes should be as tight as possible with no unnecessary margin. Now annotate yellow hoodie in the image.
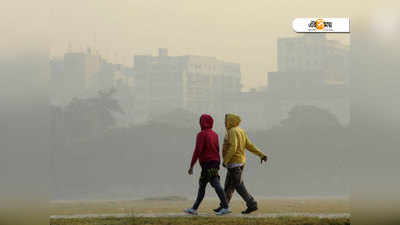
[222,114,265,165]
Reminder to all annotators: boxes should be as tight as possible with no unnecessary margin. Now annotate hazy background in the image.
[1,1,400,224]
[2,0,361,89]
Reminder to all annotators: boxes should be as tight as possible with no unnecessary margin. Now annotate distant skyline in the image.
[2,0,386,90]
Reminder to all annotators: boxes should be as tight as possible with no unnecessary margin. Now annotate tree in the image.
[62,88,124,141]
[280,105,342,130]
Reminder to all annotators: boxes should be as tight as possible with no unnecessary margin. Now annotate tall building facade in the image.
[50,49,104,106]
[275,33,349,84]
[50,49,138,127]
[266,34,350,128]
[132,48,241,126]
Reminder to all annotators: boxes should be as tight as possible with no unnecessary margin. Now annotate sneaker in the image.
[241,206,258,214]
[215,208,232,215]
[213,206,223,213]
[184,208,198,215]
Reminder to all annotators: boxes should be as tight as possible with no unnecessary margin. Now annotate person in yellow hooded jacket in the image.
[214,113,268,214]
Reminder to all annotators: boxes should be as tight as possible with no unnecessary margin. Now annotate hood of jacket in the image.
[225,113,241,129]
[200,114,214,130]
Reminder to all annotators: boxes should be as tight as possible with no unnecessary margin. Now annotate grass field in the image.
[50,216,350,225]
[50,197,350,215]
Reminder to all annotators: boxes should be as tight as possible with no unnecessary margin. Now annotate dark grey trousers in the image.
[223,166,257,208]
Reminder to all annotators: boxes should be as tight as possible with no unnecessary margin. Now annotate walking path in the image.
[50,212,350,219]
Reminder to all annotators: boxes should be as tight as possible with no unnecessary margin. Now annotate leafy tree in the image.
[61,88,124,141]
[280,105,342,130]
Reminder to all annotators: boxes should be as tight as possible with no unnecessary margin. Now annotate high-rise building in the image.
[270,34,349,89]
[266,34,350,128]
[50,49,107,106]
[132,48,241,126]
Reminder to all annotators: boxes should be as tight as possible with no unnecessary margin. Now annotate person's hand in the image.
[261,155,268,164]
[188,167,193,175]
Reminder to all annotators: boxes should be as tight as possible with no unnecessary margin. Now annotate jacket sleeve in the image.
[222,132,229,158]
[245,133,265,158]
[190,132,205,168]
[223,128,238,165]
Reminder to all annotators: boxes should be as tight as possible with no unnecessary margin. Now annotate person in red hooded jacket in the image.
[184,114,231,215]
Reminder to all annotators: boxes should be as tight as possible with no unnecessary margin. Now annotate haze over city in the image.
[1,1,400,224]
[1,0,364,90]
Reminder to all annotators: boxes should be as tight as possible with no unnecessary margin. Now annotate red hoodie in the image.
[190,114,221,168]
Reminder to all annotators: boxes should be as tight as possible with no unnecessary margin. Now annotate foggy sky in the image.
[0,0,372,89]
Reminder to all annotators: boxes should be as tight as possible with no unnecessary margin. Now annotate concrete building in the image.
[224,90,267,131]
[132,48,241,126]
[266,34,350,128]
[275,33,349,85]
[51,49,139,127]
[50,48,137,104]
[50,49,104,106]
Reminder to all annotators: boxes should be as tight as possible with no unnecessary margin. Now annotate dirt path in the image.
[50,212,350,219]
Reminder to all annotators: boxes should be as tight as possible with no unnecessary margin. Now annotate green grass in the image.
[50,216,350,225]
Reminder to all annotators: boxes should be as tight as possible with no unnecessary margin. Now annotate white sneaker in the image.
[215,207,232,215]
[184,208,198,215]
